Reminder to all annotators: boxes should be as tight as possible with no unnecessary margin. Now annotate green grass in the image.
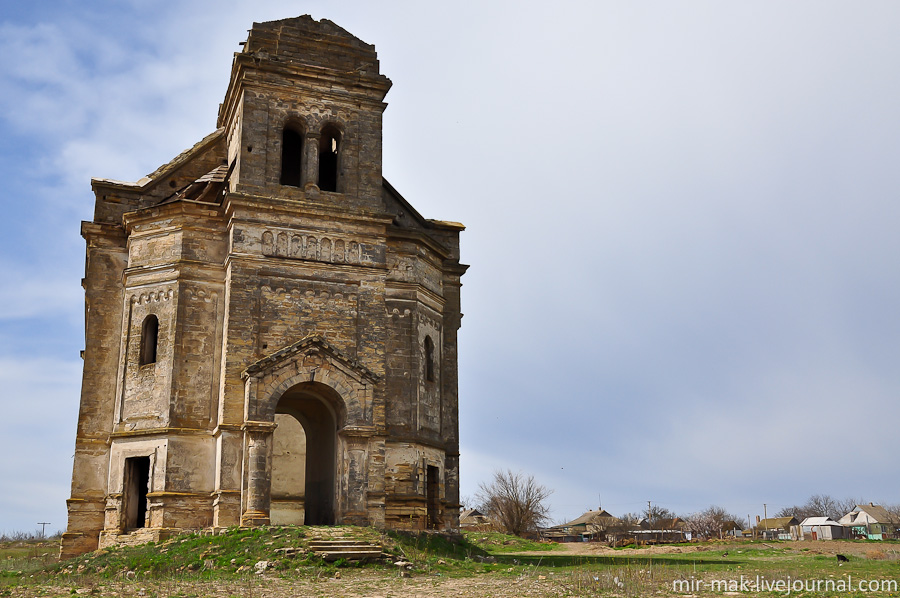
[502,541,900,597]
[3,531,900,596]
[54,526,337,578]
[462,531,563,554]
[0,540,58,577]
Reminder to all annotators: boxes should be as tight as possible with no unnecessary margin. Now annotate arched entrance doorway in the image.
[271,381,342,526]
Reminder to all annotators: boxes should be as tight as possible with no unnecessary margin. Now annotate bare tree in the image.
[460,495,478,511]
[475,469,553,537]
[775,504,803,519]
[619,512,643,525]
[807,494,842,520]
[643,505,675,527]
[884,503,900,524]
[834,497,865,520]
[776,495,865,521]
[687,505,744,539]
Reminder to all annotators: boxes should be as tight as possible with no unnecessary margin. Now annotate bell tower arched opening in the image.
[279,125,304,187]
[317,124,341,192]
[272,381,342,525]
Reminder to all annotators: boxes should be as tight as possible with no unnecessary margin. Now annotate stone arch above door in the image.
[241,335,380,428]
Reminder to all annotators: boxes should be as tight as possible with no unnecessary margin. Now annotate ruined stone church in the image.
[61,16,466,558]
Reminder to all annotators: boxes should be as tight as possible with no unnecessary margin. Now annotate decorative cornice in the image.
[213,424,243,435]
[222,192,394,228]
[443,262,469,277]
[108,427,209,440]
[386,225,451,260]
[123,199,226,231]
[242,421,278,432]
[339,425,377,438]
[81,221,127,245]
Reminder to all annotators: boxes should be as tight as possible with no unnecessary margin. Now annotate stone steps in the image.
[307,538,384,562]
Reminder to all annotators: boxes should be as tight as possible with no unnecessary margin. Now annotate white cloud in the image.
[0,261,82,322]
[0,357,81,533]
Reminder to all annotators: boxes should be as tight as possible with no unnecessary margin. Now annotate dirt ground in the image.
[6,570,572,598]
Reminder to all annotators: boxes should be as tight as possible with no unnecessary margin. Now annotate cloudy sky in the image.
[2,0,899,534]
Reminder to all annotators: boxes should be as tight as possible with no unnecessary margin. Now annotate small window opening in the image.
[139,315,159,366]
[318,125,341,192]
[424,335,435,382]
[280,127,304,187]
[124,456,150,530]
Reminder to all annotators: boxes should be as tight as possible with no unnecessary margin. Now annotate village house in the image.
[542,509,621,543]
[720,520,744,538]
[634,517,690,543]
[839,504,897,540]
[756,517,799,540]
[459,508,491,530]
[798,517,845,540]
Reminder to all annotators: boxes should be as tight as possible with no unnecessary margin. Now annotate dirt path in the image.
[527,538,897,558]
[504,540,715,558]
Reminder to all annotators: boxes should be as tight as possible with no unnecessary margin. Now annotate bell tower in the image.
[217,17,392,209]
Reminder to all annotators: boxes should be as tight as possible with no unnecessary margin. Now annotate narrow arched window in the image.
[280,127,304,187]
[139,315,159,366]
[424,335,435,382]
[318,125,341,192]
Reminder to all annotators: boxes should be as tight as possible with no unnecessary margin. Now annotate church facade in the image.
[61,16,466,558]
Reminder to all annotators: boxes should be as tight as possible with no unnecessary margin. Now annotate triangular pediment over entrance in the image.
[242,335,378,383]
[241,335,379,425]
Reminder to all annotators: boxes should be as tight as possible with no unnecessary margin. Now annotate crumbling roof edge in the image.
[91,128,226,192]
[382,178,427,227]
[382,178,465,232]
[251,15,374,49]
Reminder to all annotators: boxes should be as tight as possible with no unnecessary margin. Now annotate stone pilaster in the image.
[241,422,276,526]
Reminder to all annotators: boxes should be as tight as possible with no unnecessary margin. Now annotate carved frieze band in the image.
[184,288,219,303]
[260,285,358,317]
[261,230,369,265]
[130,288,175,305]
[418,312,443,331]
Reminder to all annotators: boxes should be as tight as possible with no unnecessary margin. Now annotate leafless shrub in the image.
[475,469,553,537]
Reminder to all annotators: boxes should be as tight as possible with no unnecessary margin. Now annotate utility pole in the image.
[36,522,51,538]
[763,503,768,539]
